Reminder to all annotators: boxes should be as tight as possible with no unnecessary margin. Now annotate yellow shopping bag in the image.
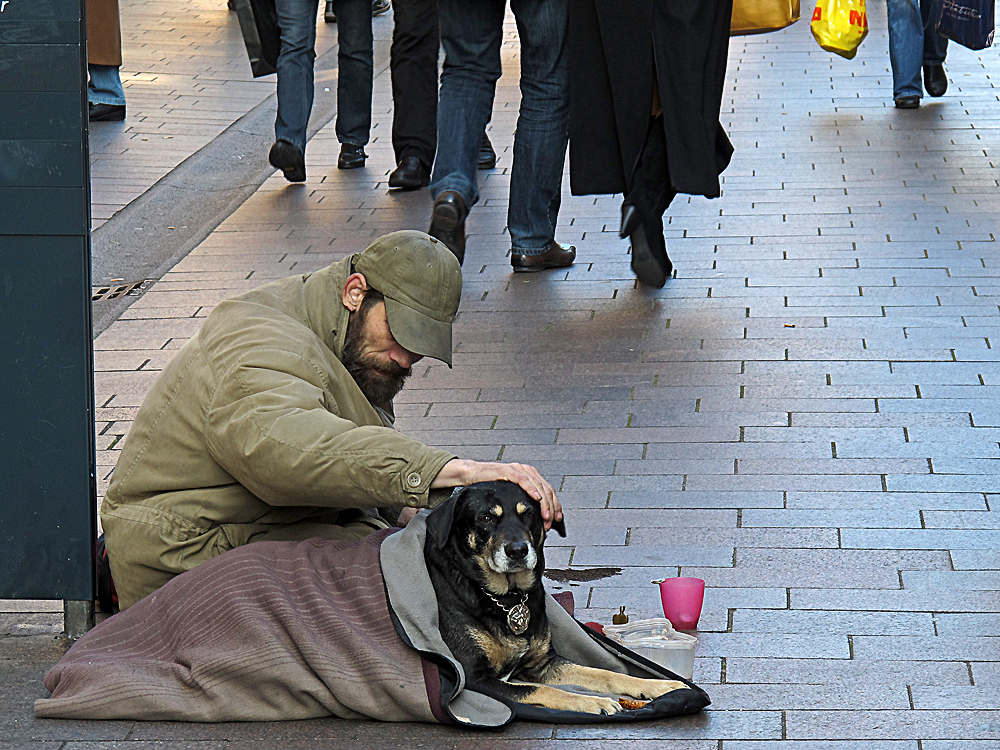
[810,0,869,59]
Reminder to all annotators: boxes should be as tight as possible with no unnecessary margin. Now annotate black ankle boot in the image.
[629,215,672,288]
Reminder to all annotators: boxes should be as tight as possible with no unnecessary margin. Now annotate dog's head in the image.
[425,481,566,584]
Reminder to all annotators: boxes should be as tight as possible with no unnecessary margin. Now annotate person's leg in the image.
[332,0,374,148]
[920,0,948,64]
[251,516,390,543]
[390,0,439,167]
[273,0,320,153]
[87,64,126,106]
[506,0,570,254]
[429,0,504,210]
[885,0,923,101]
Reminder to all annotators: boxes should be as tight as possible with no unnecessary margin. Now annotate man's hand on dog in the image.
[432,459,563,530]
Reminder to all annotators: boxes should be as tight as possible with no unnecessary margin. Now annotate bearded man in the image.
[100,231,562,610]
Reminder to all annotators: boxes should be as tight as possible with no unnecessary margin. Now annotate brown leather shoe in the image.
[510,241,576,273]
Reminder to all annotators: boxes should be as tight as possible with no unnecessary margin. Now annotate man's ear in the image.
[342,273,368,311]
[425,487,463,549]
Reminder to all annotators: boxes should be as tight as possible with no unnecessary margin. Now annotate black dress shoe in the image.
[325,1,336,22]
[372,0,391,15]
[429,190,468,264]
[511,241,576,273]
[338,143,367,169]
[924,64,947,97]
[89,102,126,121]
[269,139,306,182]
[894,95,920,109]
[629,217,671,288]
[478,133,497,170]
[388,156,430,190]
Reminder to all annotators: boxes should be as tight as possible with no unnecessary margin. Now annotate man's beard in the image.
[342,304,412,407]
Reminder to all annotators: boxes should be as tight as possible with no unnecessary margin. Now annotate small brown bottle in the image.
[612,606,629,625]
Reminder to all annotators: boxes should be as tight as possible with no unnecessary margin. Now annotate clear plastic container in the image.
[602,617,697,680]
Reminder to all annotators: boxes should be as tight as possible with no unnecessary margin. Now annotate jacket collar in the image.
[302,257,353,361]
[300,257,396,423]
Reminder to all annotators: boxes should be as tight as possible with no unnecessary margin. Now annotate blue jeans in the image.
[886,0,948,99]
[88,64,125,106]
[274,0,373,152]
[431,0,570,253]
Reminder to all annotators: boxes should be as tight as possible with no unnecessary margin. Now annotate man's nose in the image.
[390,346,421,369]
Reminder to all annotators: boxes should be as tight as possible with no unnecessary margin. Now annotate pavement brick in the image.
[791,589,999,613]
[724,743,918,750]
[553,711,782,740]
[731,609,935,636]
[786,710,1000,741]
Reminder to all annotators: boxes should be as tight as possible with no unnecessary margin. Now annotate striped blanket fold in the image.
[35,529,442,723]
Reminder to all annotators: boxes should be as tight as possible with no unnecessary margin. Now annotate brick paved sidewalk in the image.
[4,4,1000,747]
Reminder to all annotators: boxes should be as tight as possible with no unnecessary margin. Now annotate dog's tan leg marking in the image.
[512,683,622,715]
[546,663,687,700]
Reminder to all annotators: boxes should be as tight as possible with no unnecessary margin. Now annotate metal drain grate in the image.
[92,279,155,302]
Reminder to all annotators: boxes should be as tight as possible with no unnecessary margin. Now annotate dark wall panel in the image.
[0,0,94,602]
[0,141,86,187]
[0,44,81,92]
[0,187,88,233]
[0,237,95,600]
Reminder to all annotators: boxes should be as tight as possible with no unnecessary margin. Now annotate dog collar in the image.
[483,590,530,635]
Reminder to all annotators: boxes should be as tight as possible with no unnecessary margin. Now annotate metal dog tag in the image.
[508,603,530,635]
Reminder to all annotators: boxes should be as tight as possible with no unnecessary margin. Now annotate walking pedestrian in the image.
[886,0,949,108]
[427,0,576,273]
[268,0,374,182]
[87,0,127,121]
[386,0,500,190]
[567,0,734,287]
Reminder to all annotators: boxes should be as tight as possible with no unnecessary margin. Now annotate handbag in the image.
[731,0,801,35]
[810,0,869,59]
[232,0,281,77]
[934,0,995,50]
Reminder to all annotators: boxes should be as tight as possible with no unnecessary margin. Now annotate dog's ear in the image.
[550,516,566,538]
[425,486,463,548]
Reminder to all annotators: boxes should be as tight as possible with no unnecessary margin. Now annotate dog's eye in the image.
[479,514,495,525]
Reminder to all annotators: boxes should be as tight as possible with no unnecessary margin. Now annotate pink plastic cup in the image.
[657,577,705,630]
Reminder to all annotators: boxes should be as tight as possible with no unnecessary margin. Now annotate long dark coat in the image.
[568,0,734,199]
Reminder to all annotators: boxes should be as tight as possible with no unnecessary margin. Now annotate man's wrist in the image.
[430,457,470,489]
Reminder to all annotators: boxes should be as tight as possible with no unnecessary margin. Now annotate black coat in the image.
[568,0,734,199]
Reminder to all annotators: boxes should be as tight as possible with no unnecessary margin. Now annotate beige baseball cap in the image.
[353,231,463,367]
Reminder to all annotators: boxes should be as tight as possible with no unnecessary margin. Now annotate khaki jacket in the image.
[102,260,457,608]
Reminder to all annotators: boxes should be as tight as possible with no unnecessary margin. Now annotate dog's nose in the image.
[505,541,529,561]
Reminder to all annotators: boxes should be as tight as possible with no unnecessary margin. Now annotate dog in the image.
[424,480,688,715]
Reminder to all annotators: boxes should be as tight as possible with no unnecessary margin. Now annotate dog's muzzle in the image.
[490,541,537,573]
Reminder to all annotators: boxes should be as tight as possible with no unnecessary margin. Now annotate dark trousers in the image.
[274,0,373,152]
[390,0,440,167]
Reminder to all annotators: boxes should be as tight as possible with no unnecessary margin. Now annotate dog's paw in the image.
[593,695,624,715]
[633,679,688,699]
[560,694,622,715]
